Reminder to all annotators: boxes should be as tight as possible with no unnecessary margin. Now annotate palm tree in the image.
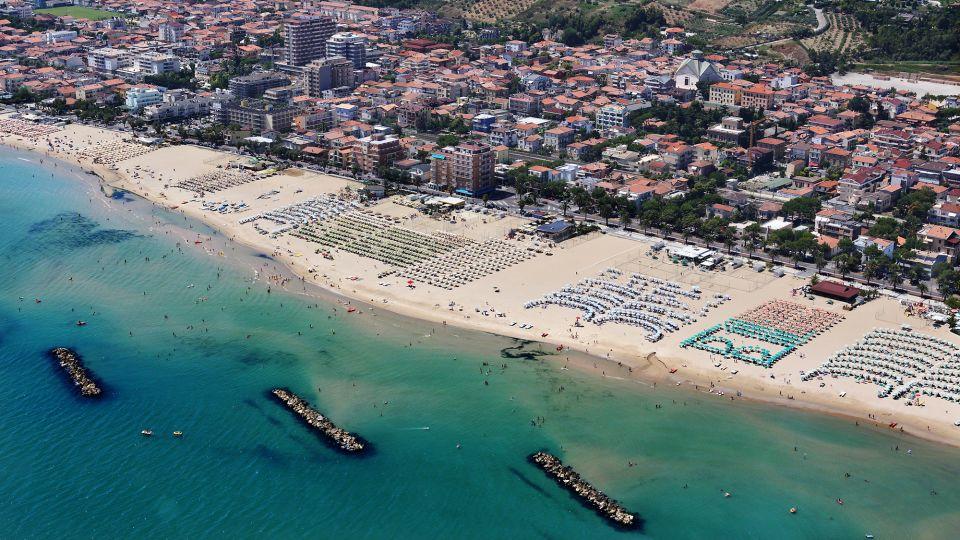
[620,208,632,229]
[560,197,570,217]
[919,281,928,299]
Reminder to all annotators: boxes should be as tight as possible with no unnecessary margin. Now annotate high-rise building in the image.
[304,57,354,96]
[284,16,336,66]
[430,143,495,195]
[325,32,366,70]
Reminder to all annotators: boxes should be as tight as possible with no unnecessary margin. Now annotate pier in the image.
[49,347,102,397]
[270,388,366,453]
[529,451,639,529]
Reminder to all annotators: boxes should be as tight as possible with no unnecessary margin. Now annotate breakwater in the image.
[49,347,102,397]
[529,451,639,529]
[270,388,366,453]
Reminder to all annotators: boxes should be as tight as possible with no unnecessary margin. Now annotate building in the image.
[158,21,184,43]
[706,116,747,146]
[305,56,354,96]
[810,281,860,303]
[596,102,647,132]
[228,72,290,99]
[673,50,722,90]
[44,30,77,44]
[125,86,164,111]
[145,89,220,121]
[741,84,774,110]
[217,100,294,133]
[133,52,181,76]
[708,82,741,106]
[284,16,336,66]
[356,133,403,173]
[325,32,366,70]
[87,47,131,75]
[536,220,575,241]
[430,143,495,195]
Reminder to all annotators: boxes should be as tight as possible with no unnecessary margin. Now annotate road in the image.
[413,131,580,164]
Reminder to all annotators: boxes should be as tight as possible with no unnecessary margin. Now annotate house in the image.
[708,203,736,219]
[918,224,960,261]
[543,126,575,151]
[853,236,895,258]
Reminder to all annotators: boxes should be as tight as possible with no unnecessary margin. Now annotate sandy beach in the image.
[7,119,960,447]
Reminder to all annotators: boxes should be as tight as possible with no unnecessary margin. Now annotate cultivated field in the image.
[802,11,866,55]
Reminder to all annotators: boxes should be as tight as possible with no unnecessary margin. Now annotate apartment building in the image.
[430,143,495,195]
[284,16,336,66]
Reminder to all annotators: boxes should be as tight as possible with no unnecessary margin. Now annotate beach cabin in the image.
[810,280,860,304]
[536,220,575,242]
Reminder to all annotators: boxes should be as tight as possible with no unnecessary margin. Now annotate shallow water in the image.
[1,146,959,538]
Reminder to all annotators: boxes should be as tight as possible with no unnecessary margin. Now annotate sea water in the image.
[1,146,959,539]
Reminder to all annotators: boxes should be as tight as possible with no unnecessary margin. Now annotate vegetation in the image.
[835,0,960,62]
[35,6,123,21]
[143,68,197,91]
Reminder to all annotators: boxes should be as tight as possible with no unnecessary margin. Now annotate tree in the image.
[619,207,632,229]
[599,201,613,226]
[743,223,762,256]
[436,134,460,147]
[780,196,821,223]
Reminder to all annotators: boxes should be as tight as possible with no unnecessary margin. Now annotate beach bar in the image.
[810,280,860,303]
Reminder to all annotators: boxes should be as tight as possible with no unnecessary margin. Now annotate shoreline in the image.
[5,128,960,450]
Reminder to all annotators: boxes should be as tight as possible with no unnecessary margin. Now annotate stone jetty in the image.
[49,347,102,397]
[270,388,366,453]
[529,451,639,529]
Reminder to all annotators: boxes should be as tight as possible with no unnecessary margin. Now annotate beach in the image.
[7,118,960,448]
[3,137,960,538]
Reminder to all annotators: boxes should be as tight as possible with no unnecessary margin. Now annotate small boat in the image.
[837,498,844,505]
[76,320,87,327]
[173,431,183,437]
[669,368,678,373]
[347,307,357,313]
[789,507,797,514]
[34,298,41,303]
[141,430,153,437]
[556,345,564,351]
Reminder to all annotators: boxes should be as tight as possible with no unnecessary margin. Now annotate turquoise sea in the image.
[2,146,960,538]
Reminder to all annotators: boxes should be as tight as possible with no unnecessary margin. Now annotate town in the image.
[5,2,960,535]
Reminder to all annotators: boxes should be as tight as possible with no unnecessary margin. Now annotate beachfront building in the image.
[125,86,164,111]
[144,89,220,121]
[430,142,495,196]
[216,100,295,133]
[355,133,404,173]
